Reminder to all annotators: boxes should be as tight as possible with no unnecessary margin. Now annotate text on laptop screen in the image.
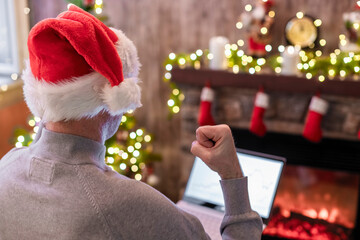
[184,151,284,219]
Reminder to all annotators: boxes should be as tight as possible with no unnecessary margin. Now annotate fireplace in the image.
[173,69,360,240]
[230,129,360,240]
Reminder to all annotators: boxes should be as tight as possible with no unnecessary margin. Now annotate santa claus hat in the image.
[22,5,141,122]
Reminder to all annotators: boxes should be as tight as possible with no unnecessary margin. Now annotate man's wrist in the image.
[219,170,244,180]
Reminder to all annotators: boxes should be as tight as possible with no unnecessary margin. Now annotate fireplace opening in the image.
[263,165,359,240]
[230,128,360,240]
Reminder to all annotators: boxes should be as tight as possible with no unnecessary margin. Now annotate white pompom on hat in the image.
[22,5,142,122]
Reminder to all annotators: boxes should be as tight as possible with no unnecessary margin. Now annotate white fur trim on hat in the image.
[201,87,215,102]
[255,92,269,109]
[22,28,142,122]
[309,96,328,115]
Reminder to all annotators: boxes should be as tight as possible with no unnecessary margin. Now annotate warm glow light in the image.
[314,19,322,27]
[334,49,341,55]
[131,165,139,172]
[144,135,151,142]
[133,150,140,157]
[268,11,275,18]
[17,136,25,143]
[319,39,326,46]
[275,67,281,73]
[318,75,325,82]
[237,39,244,46]
[107,157,114,164]
[135,173,142,181]
[276,56,283,63]
[339,34,346,40]
[249,68,255,74]
[236,22,243,29]
[306,73,312,79]
[207,53,213,60]
[340,39,347,46]
[265,45,272,52]
[260,27,268,35]
[328,69,335,76]
[354,23,360,30]
[318,208,329,220]
[190,53,197,60]
[231,44,238,51]
[1,85,8,91]
[172,89,180,95]
[245,4,252,12]
[167,99,175,107]
[196,49,203,56]
[119,163,127,170]
[173,106,180,113]
[296,12,304,19]
[278,45,285,52]
[135,142,142,149]
[95,7,102,14]
[225,49,232,57]
[28,120,36,127]
[130,158,137,164]
[315,50,322,57]
[232,65,240,74]
[178,58,186,65]
[164,72,171,80]
[15,142,22,148]
[255,66,261,72]
[169,52,176,60]
[340,70,346,77]
[130,132,136,139]
[121,152,129,159]
[11,73,18,80]
[128,146,135,153]
[297,63,303,70]
[257,58,266,66]
[24,7,30,15]
[237,50,244,57]
[136,129,143,136]
[165,64,173,71]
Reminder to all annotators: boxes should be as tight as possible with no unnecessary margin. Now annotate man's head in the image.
[22,5,141,123]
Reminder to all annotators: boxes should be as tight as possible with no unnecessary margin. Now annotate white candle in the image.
[209,36,229,70]
[281,46,300,76]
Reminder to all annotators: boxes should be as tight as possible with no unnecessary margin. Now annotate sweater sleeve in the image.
[219,177,263,240]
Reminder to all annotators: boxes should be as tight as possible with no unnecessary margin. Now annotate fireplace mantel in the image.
[171,68,360,97]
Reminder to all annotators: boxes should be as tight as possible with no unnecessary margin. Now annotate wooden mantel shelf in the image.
[171,68,360,97]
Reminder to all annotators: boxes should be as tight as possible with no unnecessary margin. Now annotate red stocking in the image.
[250,89,269,137]
[198,84,215,126]
[303,95,328,143]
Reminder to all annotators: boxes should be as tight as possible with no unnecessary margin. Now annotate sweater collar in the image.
[31,124,107,168]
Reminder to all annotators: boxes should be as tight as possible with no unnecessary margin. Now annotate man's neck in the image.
[45,120,105,143]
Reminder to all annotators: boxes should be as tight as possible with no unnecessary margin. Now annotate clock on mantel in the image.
[285,15,318,48]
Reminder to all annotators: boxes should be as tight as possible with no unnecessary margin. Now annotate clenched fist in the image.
[191,124,244,180]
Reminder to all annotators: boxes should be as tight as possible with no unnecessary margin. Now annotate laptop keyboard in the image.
[177,201,223,240]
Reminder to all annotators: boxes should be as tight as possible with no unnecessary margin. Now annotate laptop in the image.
[177,148,286,239]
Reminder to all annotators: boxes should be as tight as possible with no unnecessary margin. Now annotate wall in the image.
[28,0,355,201]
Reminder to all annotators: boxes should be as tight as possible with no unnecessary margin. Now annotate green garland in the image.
[163,47,360,116]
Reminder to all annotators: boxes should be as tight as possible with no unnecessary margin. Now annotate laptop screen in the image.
[183,149,285,219]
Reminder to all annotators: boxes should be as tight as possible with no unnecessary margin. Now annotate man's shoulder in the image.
[0,147,28,170]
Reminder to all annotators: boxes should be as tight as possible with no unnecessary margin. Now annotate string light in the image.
[314,19,322,27]
[237,39,244,46]
[135,174,142,181]
[268,11,275,18]
[318,75,325,82]
[144,135,151,142]
[169,53,176,60]
[119,163,127,170]
[245,4,252,12]
[196,49,203,56]
[296,12,304,19]
[278,45,285,52]
[319,39,326,46]
[236,22,243,29]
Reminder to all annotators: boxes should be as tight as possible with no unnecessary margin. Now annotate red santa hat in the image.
[22,5,141,122]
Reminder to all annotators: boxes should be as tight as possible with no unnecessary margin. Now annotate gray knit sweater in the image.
[0,126,262,240]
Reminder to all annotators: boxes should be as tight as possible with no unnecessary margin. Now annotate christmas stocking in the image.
[198,83,215,126]
[250,89,269,137]
[303,95,329,143]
